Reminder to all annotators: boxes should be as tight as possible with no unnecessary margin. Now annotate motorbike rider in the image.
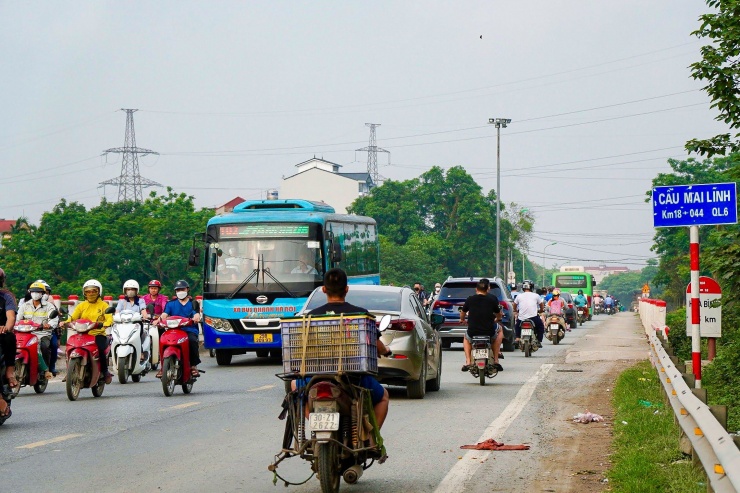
[460,278,504,372]
[143,280,168,325]
[291,268,391,429]
[574,290,588,307]
[38,281,61,376]
[115,279,151,363]
[158,280,202,379]
[68,279,114,384]
[0,268,19,418]
[17,281,57,379]
[514,280,545,347]
[604,294,615,312]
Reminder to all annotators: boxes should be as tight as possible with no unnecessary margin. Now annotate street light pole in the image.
[488,117,511,279]
[542,242,557,287]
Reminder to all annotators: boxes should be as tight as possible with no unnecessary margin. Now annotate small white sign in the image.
[685,276,722,338]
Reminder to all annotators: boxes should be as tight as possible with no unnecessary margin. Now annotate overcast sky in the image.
[0,1,728,271]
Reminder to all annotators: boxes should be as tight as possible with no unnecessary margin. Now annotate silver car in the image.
[302,285,443,399]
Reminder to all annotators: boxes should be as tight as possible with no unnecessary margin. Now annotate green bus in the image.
[552,270,596,319]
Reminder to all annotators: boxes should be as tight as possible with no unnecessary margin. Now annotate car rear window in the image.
[304,290,402,313]
[440,282,505,300]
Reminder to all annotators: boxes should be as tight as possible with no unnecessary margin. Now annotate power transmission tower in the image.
[100,109,161,202]
[356,123,390,184]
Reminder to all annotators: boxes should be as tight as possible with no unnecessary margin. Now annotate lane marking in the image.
[247,384,275,392]
[434,363,553,493]
[159,402,200,412]
[17,433,84,449]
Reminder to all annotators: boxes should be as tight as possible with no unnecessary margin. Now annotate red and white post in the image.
[689,225,701,388]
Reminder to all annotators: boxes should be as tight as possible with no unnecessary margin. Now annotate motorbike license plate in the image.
[550,324,559,332]
[309,412,340,431]
[521,328,533,337]
[473,349,489,359]
[253,333,273,343]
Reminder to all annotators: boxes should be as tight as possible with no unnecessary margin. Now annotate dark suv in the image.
[431,277,515,351]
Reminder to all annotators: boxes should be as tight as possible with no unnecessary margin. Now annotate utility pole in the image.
[488,117,511,278]
[100,109,161,202]
[356,123,390,185]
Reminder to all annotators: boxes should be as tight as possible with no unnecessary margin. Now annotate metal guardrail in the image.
[648,331,740,492]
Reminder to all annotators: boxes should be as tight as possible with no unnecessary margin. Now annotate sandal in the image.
[190,367,200,378]
[461,364,471,372]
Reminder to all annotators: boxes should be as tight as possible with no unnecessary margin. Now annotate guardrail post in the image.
[708,405,727,432]
[692,388,708,404]
[682,373,696,388]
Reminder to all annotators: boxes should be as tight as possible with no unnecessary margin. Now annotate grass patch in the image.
[607,360,706,492]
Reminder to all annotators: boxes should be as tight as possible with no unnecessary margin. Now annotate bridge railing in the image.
[639,298,740,493]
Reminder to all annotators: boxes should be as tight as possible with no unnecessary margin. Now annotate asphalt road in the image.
[0,314,640,493]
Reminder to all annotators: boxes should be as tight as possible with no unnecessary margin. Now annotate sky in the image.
[0,1,729,271]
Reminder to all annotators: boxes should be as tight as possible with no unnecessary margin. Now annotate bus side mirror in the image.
[188,247,201,267]
[331,242,342,262]
[210,252,217,272]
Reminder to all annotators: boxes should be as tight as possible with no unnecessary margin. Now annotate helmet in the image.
[552,289,561,296]
[174,280,190,290]
[29,282,46,293]
[82,279,103,295]
[36,279,51,293]
[578,289,584,295]
[522,281,532,291]
[123,279,140,292]
[148,280,162,288]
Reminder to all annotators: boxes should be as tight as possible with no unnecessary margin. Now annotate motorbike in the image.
[65,317,111,401]
[111,305,158,384]
[0,344,14,425]
[469,335,498,386]
[157,316,201,396]
[576,305,588,326]
[13,316,55,395]
[270,315,392,493]
[604,305,615,315]
[518,318,540,357]
[545,314,566,345]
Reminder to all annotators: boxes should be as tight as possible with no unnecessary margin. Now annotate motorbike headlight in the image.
[205,316,233,332]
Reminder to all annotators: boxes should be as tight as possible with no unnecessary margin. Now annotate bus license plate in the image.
[254,333,273,343]
[473,349,489,359]
[309,412,340,431]
[521,328,533,337]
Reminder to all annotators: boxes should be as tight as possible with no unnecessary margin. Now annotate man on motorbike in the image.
[0,268,18,418]
[514,280,545,347]
[158,280,202,378]
[292,268,392,429]
[116,279,151,362]
[17,281,57,379]
[460,278,504,372]
[68,279,114,384]
[604,294,615,313]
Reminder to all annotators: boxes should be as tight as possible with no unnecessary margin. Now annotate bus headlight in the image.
[205,316,234,332]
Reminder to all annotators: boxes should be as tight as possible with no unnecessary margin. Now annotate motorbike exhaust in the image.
[343,464,363,484]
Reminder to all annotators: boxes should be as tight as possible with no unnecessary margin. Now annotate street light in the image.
[542,242,557,286]
[488,117,511,278]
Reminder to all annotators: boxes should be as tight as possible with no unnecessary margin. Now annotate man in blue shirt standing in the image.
[157,280,202,378]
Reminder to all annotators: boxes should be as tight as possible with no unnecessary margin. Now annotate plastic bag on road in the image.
[573,411,604,423]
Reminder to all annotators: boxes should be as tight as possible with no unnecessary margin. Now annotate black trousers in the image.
[188,332,201,367]
[95,335,109,374]
[39,335,51,368]
[516,316,545,343]
[0,332,16,368]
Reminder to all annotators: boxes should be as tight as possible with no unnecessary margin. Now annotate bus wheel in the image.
[215,350,232,366]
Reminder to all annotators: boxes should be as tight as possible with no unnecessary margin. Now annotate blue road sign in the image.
[653,182,738,228]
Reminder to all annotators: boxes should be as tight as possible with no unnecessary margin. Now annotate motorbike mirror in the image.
[48,309,59,320]
[430,313,445,327]
[105,306,116,314]
[146,303,155,313]
[377,314,392,333]
[59,307,69,316]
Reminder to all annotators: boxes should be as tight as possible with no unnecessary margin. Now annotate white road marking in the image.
[159,402,200,411]
[433,363,553,493]
[247,384,275,392]
[17,433,84,449]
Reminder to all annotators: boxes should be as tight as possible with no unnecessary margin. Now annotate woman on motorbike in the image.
[116,279,151,363]
[0,268,18,419]
[16,281,57,379]
[547,289,567,316]
[68,279,114,384]
[142,280,168,324]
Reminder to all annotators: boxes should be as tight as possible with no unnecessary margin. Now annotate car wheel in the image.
[406,354,427,399]
[426,351,441,392]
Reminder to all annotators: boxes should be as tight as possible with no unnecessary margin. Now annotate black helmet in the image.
[522,281,532,291]
[174,280,190,290]
[578,289,584,295]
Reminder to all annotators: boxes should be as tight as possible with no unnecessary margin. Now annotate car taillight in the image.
[434,301,452,309]
[390,319,415,331]
[587,295,592,306]
[499,300,510,311]
[568,303,573,308]
[314,382,335,400]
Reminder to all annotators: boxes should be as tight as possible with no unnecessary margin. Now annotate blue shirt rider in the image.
[574,290,588,307]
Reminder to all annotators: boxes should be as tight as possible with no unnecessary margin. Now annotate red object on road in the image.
[460,439,530,451]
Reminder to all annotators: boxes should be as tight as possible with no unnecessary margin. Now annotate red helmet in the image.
[148,280,162,288]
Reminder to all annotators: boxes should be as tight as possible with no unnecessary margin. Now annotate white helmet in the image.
[82,279,103,295]
[123,279,140,292]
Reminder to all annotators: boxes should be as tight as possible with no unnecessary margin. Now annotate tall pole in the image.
[542,242,556,287]
[488,118,511,279]
[689,226,701,388]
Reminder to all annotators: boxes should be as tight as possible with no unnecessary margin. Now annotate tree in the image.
[686,0,740,157]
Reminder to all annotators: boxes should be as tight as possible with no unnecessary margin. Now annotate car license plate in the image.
[521,328,533,337]
[309,412,340,431]
[254,333,273,343]
[473,349,489,359]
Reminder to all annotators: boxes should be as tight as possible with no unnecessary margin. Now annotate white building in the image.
[281,157,375,214]
[584,265,631,285]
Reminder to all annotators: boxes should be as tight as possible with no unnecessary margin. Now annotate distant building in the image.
[215,197,247,215]
[585,265,631,285]
[281,157,375,214]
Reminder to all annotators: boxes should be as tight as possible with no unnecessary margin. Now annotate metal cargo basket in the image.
[281,314,378,375]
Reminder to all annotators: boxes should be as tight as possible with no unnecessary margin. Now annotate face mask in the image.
[42,293,50,302]
[435,287,440,294]
[176,290,188,300]
[85,294,99,303]
[125,289,137,297]
[31,292,43,301]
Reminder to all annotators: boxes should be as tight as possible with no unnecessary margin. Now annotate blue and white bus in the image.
[193,199,380,366]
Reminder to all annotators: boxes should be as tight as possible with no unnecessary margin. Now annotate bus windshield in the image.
[205,223,324,297]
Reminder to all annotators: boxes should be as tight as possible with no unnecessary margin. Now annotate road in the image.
[0,313,646,493]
